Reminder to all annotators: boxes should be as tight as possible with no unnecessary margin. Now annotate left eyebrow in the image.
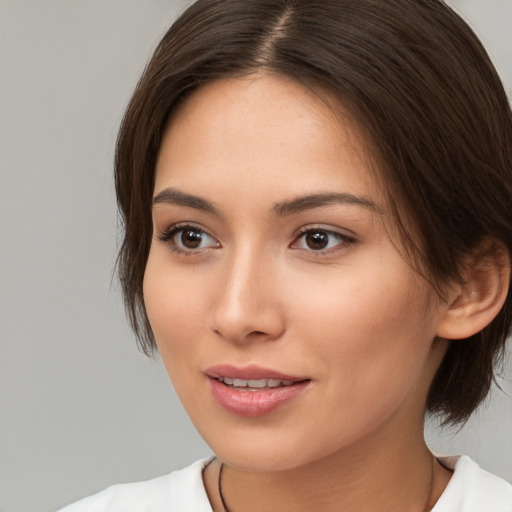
[273,192,382,216]
[153,187,220,216]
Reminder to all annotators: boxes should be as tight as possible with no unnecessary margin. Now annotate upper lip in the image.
[205,364,309,381]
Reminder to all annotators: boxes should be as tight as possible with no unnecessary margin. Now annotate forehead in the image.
[154,73,384,210]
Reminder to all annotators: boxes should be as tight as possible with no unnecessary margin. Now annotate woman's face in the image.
[144,74,448,471]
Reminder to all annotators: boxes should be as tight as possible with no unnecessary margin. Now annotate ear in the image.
[436,239,510,340]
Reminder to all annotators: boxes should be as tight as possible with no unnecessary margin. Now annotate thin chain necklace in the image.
[217,456,436,512]
[217,461,231,512]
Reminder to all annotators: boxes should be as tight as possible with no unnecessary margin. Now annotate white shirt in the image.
[58,456,512,512]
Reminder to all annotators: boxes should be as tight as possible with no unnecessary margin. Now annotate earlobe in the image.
[436,240,510,340]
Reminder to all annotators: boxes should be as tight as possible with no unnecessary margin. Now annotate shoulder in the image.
[433,455,512,512]
[56,458,213,512]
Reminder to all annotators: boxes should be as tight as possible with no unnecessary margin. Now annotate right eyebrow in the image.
[152,187,220,216]
[272,192,382,216]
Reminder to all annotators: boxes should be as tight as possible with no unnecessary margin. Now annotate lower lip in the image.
[208,378,310,417]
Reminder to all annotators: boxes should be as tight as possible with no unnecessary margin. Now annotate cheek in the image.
[290,263,436,403]
[143,254,209,362]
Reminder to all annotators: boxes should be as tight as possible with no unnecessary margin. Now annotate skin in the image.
[144,74,455,511]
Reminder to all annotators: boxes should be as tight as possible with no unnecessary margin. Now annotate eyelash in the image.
[157,224,356,256]
[292,227,356,253]
[157,223,219,256]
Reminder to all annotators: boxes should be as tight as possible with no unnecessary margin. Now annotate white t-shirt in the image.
[57,456,512,512]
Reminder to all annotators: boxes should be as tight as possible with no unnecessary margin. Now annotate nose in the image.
[209,245,286,345]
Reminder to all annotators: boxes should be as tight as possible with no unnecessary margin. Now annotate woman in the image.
[59,0,512,510]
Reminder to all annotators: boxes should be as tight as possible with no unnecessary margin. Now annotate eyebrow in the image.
[273,192,381,216]
[153,187,220,216]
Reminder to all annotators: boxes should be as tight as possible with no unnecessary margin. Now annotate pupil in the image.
[181,229,202,249]
[306,231,328,250]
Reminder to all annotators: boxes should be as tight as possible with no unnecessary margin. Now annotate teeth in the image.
[247,379,267,388]
[217,377,298,389]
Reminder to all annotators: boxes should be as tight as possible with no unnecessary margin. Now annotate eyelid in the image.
[293,223,357,238]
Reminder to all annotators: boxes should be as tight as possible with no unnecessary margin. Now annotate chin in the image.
[196,421,338,473]
[216,446,309,473]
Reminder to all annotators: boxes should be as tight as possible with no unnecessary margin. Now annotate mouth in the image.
[216,376,306,390]
[205,365,311,417]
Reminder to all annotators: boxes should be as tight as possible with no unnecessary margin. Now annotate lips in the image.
[205,364,311,417]
[205,364,306,381]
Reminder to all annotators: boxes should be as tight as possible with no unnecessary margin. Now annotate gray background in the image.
[0,1,510,511]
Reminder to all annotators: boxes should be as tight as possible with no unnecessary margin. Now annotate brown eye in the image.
[292,228,352,252]
[180,228,204,249]
[305,230,329,250]
[158,224,219,253]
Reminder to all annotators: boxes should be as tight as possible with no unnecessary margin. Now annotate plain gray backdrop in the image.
[0,1,511,511]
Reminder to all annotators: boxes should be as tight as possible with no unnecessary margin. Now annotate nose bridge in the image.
[211,241,284,343]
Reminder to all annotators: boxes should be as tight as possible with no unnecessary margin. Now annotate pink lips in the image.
[205,364,310,417]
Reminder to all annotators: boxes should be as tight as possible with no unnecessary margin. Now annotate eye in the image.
[292,228,353,252]
[158,224,219,253]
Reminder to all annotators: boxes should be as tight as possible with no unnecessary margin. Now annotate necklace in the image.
[218,461,231,512]
[217,456,435,512]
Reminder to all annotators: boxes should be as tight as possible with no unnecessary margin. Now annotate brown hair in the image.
[115,0,512,424]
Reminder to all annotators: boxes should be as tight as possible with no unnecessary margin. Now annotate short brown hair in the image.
[115,0,512,424]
